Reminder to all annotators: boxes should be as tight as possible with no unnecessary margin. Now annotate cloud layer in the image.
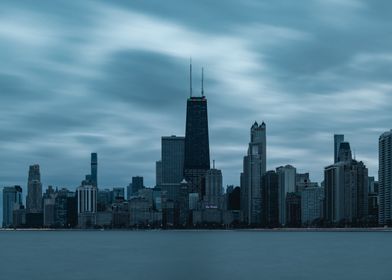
[1,0,391,205]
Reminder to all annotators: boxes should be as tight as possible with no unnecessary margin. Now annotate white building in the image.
[77,184,97,228]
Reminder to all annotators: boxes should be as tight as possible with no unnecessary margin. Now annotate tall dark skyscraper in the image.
[91,153,98,188]
[183,77,210,193]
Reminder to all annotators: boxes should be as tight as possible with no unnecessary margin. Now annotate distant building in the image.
[379,130,392,225]
[111,187,125,201]
[301,186,324,225]
[324,141,368,225]
[262,171,279,227]
[77,184,97,228]
[204,168,223,207]
[91,153,98,188]
[131,176,144,196]
[241,121,266,225]
[155,160,162,187]
[276,165,296,226]
[162,136,185,184]
[160,136,185,202]
[286,192,301,227]
[227,186,241,210]
[26,164,42,213]
[98,189,111,211]
[334,134,345,163]
[184,95,210,195]
[2,186,23,228]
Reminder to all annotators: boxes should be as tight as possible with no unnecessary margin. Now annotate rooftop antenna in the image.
[201,67,204,97]
[353,148,356,160]
[189,57,193,98]
[213,159,215,169]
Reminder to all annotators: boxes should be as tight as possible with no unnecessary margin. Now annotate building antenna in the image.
[190,57,193,98]
[354,148,356,160]
[201,67,204,97]
[213,159,215,169]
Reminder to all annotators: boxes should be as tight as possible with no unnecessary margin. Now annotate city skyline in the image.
[1,1,392,194]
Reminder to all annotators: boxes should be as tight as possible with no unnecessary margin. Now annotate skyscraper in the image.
[91,153,98,188]
[379,130,392,225]
[262,171,279,227]
[131,176,144,195]
[155,160,162,187]
[204,167,223,207]
[162,136,185,184]
[301,185,324,225]
[241,121,267,225]
[2,186,23,228]
[184,96,210,194]
[334,134,344,163]
[26,164,42,213]
[276,165,296,226]
[324,141,368,224]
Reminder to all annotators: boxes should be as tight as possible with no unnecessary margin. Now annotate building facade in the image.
[2,186,23,228]
[276,165,296,226]
[241,121,266,225]
[204,168,223,207]
[26,164,42,213]
[379,130,392,225]
[184,96,210,194]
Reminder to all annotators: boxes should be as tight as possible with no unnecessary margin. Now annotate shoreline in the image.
[1,227,392,232]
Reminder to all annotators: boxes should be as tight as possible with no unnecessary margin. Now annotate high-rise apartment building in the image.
[324,140,368,224]
[379,130,392,225]
[262,171,279,227]
[26,164,42,213]
[334,134,344,163]
[2,186,23,228]
[241,121,267,225]
[91,153,98,188]
[276,165,296,226]
[204,168,223,207]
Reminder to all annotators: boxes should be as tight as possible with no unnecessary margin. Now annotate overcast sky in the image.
[1,0,392,202]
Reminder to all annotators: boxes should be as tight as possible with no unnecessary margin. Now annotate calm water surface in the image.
[0,230,390,280]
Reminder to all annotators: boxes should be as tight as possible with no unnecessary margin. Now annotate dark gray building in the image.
[91,153,98,188]
[325,140,368,225]
[2,186,23,228]
[334,134,344,163]
[379,130,392,225]
[262,171,279,227]
[184,96,210,194]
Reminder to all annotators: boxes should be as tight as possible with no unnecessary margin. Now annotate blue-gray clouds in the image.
[0,0,391,193]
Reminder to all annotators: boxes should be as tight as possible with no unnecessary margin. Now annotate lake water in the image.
[0,230,390,280]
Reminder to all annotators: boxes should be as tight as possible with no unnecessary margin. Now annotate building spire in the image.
[201,67,204,96]
[190,57,193,98]
[213,159,215,169]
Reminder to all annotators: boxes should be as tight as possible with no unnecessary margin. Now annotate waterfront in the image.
[0,230,391,280]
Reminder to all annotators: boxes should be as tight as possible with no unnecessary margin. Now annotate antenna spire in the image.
[201,67,204,96]
[189,58,193,98]
[213,159,215,169]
